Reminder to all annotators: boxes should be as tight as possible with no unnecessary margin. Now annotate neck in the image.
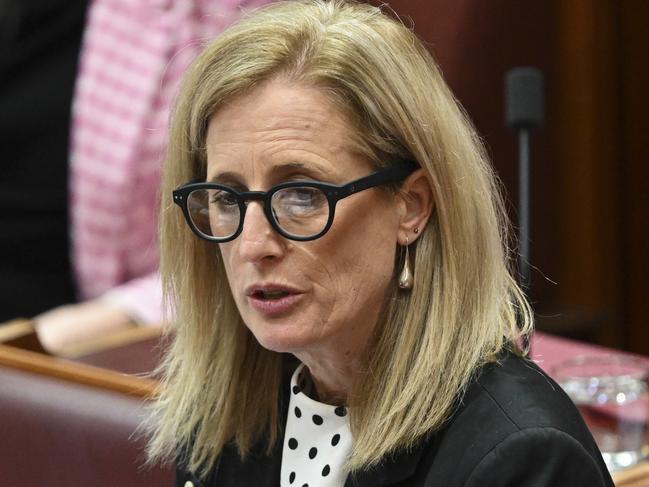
[291,307,381,405]
[294,347,366,405]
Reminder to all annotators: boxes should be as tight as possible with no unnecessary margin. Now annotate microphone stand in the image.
[518,128,531,296]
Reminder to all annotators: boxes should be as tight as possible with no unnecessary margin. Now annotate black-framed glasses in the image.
[172,163,416,242]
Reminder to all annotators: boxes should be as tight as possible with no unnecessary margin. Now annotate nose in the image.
[237,201,285,264]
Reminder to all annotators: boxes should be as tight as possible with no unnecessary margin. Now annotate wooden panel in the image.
[0,344,159,397]
[614,462,649,487]
[618,1,649,354]
[0,319,46,352]
[553,0,623,345]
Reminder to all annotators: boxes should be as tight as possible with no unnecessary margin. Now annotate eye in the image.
[272,187,328,219]
[280,187,324,207]
[210,190,238,207]
[289,188,320,204]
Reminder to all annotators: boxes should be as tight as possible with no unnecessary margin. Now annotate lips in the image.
[244,284,304,315]
[251,289,291,300]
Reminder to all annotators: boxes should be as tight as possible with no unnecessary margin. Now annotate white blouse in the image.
[280,364,352,487]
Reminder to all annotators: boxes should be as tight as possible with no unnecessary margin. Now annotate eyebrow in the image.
[207,171,243,184]
[207,161,331,184]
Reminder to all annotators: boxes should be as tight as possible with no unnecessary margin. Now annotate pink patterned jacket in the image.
[70,0,270,324]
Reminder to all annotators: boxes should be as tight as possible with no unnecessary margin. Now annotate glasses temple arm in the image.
[340,163,417,196]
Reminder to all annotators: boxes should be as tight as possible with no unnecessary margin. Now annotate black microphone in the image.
[506,67,545,131]
[505,67,544,353]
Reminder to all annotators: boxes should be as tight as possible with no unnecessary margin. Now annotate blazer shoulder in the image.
[471,352,595,441]
[463,427,614,487]
[418,351,612,486]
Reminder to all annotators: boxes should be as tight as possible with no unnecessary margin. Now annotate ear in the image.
[396,169,434,245]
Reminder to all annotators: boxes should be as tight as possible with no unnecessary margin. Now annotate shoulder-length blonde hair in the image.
[147,0,532,478]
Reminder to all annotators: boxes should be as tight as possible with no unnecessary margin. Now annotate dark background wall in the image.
[370,0,649,353]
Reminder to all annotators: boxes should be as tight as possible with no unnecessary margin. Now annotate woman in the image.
[147,1,614,486]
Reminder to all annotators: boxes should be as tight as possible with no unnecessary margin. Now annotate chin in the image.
[245,318,314,354]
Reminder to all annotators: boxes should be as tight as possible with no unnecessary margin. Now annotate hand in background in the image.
[35,300,136,355]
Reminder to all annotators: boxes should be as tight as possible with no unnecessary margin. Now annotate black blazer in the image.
[176,351,614,486]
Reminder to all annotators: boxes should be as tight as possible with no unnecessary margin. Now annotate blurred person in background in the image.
[0,0,271,352]
[0,0,88,325]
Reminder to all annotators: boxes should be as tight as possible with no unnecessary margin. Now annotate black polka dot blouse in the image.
[281,363,351,487]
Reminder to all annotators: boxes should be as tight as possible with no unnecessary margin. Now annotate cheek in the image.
[217,244,230,275]
[306,209,398,312]
[340,240,396,298]
[217,244,240,298]
[336,198,398,281]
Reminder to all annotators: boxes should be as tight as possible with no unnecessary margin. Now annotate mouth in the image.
[245,283,303,298]
[244,284,304,315]
[250,289,293,300]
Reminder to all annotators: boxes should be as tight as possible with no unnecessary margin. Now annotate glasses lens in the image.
[187,188,240,239]
[271,186,329,238]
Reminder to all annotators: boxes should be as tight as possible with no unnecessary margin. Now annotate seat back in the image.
[0,346,173,487]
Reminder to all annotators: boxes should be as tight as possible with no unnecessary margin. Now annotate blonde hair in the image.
[147,0,533,478]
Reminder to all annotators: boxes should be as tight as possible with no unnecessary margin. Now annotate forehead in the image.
[204,81,373,182]
[208,81,348,137]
